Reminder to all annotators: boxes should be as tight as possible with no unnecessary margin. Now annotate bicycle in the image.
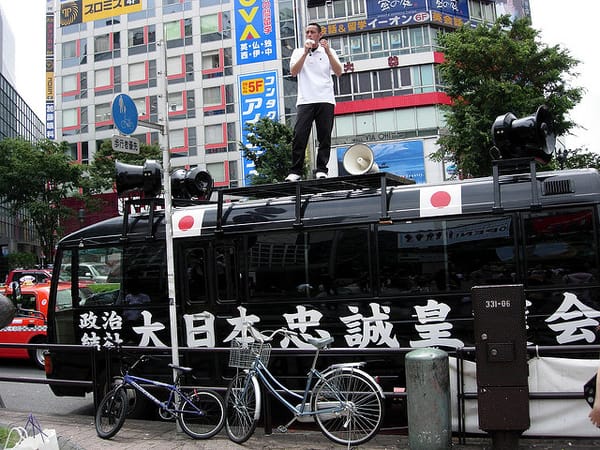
[224,325,384,446]
[95,344,225,440]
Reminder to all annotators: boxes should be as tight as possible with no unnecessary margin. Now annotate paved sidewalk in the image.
[2,408,600,449]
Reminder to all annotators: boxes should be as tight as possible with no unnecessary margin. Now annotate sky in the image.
[0,0,597,153]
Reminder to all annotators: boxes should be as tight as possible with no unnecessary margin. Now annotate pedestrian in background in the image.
[286,23,342,182]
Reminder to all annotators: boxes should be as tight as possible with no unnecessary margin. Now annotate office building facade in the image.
[49,0,528,187]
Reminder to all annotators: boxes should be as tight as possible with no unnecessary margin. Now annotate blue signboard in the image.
[234,0,277,65]
[112,93,138,135]
[366,0,468,18]
[238,71,279,185]
[337,140,426,184]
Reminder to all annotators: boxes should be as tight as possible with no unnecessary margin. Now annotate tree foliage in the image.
[84,139,162,193]
[550,147,600,171]
[241,117,298,184]
[0,138,84,263]
[434,16,583,177]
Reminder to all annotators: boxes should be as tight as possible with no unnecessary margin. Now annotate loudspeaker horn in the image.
[342,144,379,175]
[115,160,162,196]
[171,167,213,200]
[491,105,556,164]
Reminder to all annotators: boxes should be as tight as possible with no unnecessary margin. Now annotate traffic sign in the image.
[112,135,140,154]
[112,94,138,135]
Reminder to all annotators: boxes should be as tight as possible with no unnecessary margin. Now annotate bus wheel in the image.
[29,337,47,370]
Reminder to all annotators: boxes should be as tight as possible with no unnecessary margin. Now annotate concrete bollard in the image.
[405,348,451,450]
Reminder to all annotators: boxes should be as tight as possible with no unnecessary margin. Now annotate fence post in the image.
[405,348,451,450]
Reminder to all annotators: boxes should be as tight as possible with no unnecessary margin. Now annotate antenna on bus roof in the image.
[491,105,556,165]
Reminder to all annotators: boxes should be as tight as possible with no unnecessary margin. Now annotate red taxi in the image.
[0,283,91,369]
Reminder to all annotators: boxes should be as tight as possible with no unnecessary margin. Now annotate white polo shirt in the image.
[290,45,340,106]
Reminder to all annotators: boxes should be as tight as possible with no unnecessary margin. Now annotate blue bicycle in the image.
[95,347,224,440]
[225,325,384,446]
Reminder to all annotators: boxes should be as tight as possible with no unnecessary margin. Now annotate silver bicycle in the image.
[224,325,384,446]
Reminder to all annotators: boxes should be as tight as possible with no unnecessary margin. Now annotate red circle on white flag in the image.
[178,215,194,231]
[430,191,451,208]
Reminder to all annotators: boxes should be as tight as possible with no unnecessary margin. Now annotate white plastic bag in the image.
[4,414,59,450]
[12,429,58,450]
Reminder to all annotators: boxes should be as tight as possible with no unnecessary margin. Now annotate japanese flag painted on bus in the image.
[419,184,462,218]
[172,208,206,238]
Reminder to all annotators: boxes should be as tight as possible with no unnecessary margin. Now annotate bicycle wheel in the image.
[311,370,384,446]
[95,387,128,439]
[178,389,225,439]
[224,373,260,444]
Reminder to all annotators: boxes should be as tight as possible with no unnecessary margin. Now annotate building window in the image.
[207,162,225,182]
[170,128,186,148]
[200,12,231,42]
[127,25,156,55]
[62,74,78,94]
[205,123,224,145]
[63,108,78,128]
[201,48,233,79]
[94,32,120,61]
[164,18,192,47]
[95,102,112,123]
[129,62,147,84]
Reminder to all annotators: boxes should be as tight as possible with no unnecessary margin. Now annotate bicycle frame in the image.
[244,351,351,421]
[119,372,204,417]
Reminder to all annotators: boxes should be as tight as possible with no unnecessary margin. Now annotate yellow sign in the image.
[46,72,54,101]
[60,0,142,27]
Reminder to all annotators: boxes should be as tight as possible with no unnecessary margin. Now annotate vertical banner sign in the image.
[46,0,55,139]
[234,0,277,65]
[238,71,279,185]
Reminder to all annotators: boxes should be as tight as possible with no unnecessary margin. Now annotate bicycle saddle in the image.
[305,335,334,349]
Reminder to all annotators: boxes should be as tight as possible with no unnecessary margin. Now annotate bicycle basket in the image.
[229,339,271,369]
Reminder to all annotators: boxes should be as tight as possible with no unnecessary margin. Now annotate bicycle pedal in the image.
[276,425,288,433]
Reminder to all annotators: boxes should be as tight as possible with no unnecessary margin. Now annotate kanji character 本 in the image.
[340,303,399,348]
[132,310,167,347]
[409,299,464,349]
[281,306,331,349]
[224,306,266,345]
[545,292,600,344]
[183,311,216,347]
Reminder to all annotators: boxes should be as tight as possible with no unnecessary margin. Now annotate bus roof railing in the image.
[215,172,414,233]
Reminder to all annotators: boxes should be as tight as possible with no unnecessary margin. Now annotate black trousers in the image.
[290,103,335,175]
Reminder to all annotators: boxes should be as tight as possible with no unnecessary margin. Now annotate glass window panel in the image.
[63,108,78,127]
[164,21,181,40]
[334,115,353,137]
[203,86,222,105]
[396,108,416,131]
[95,34,110,53]
[201,14,219,34]
[168,92,184,111]
[416,106,437,129]
[134,97,147,116]
[171,129,185,147]
[205,124,223,144]
[129,62,146,82]
[62,74,78,92]
[355,113,373,134]
[523,208,596,288]
[167,56,182,75]
[375,110,395,132]
[63,41,77,58]
[207,162,224,182]
[95,103,111,122]
[95,68,111,87]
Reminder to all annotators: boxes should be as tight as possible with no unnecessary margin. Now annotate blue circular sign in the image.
[112,94,138,135]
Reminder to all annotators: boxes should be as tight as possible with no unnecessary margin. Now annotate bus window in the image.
[378,216,515,294]
[247,227,370,301]
[523,208,596,287]
[184,248,207,303]
[215,245,238,301]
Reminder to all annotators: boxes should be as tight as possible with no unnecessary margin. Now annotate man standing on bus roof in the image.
[285,23,343,182]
